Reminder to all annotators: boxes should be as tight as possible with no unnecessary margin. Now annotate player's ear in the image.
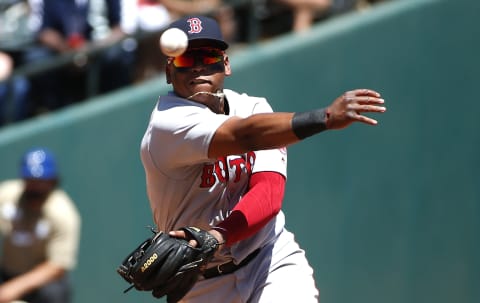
[224,55,232,76]
[166,59,172,84]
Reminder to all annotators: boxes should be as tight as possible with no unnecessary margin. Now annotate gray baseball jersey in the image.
[140,89,318,302]
[141,89,286,261]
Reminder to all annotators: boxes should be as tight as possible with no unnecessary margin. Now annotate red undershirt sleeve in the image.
[215,171,285,246]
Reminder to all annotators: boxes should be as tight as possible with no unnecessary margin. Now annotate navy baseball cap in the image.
[168,15,228,50]
[20,147,58,180]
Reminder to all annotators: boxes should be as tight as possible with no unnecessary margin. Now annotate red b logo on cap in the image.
[187,18,203,33]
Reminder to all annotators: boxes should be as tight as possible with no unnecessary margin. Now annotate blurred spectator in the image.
[0,51,30,126]
[0,0,37,50]
[26,0,135,111]
[120,0,172,81]
[0,147,81,303]
[272,0,358,32]
[121,0,171,34]
[357,0,388,10]
[0,0,40,124]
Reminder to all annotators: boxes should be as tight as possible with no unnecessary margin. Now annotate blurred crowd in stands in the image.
[0,0,389,127]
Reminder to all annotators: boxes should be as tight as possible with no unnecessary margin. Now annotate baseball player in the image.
[0,148,81,303]
[139,16,386,302]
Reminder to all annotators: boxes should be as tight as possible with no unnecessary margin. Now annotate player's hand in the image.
[169,229,225,250]
[326,89,386,129]
[169,230,199,247]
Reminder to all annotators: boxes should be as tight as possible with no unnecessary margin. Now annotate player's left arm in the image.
[212,171,285,246]
[169,171,284,247]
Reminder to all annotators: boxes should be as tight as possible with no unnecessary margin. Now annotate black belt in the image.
[203,248,260,279]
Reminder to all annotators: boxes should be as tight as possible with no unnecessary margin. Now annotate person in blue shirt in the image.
[25,0,134,111]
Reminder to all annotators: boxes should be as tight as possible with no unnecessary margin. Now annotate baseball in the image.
[160,28,188,57]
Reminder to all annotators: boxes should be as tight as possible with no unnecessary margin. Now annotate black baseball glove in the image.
[117,226,220,303]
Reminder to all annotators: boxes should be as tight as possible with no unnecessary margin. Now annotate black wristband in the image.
[291,108,328,139]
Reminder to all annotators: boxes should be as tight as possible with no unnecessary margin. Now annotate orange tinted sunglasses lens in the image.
[171,48,223,68]
[203,55,223,65]
[172,56,195,68]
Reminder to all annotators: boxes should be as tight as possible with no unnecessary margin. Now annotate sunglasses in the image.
[170,48,224,69]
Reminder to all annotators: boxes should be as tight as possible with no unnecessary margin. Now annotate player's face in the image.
[21,178,57,211]
[166,47,232,110]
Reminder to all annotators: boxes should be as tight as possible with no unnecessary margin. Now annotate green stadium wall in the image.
[0,0,478,302]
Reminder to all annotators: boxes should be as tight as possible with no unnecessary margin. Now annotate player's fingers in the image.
[169,230,186,238]
[352,89,381,97]
[352,96,385,105]
[169,230,198,247]
[343,95,384,107]
[347,111,379,125]
[348,103,387,113]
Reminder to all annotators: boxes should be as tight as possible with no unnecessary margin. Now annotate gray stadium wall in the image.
[0,0,478,302]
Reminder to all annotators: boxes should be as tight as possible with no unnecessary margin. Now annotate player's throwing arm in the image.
[208,89,386,158]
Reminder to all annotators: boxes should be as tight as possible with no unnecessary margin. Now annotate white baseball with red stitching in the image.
[159,28,188,57]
